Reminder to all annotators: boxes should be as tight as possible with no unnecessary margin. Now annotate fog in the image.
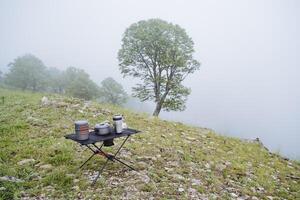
[0,0,299,159]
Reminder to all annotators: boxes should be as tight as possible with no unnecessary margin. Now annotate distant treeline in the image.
[0,54,127,105]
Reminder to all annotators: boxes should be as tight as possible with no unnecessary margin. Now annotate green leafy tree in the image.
[45,67,65,93]
[99,77,128,106]
[63,67,100,100]
[5,54,47,91]
[118,19,200,116]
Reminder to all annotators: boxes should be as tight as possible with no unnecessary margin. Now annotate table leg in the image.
[93,136,135,170]
[112,156,135,171]
[79,143,105,169]
[111,135,135,170]
[92,135,135,185]
[79,152,96,169]
[92,158,110,185]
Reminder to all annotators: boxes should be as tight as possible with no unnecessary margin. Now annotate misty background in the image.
[0,0,299,159]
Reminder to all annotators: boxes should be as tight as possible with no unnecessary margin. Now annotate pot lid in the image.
[113,115,122,120]
[95,123,109,129]
[75,120,88,125]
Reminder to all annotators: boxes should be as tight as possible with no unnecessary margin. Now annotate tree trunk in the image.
[153,101,162,116]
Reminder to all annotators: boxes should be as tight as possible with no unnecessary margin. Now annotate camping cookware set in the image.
[74,115,126,141]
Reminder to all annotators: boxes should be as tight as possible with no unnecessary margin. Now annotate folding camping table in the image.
[65,128,141,185]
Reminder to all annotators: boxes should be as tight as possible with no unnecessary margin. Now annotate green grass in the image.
[0,87,299,199]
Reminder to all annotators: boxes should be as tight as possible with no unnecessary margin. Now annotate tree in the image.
[118,19,200,116]
[4,54,47,91]
[63,67,100,100]
[99,77,128,106]
[45,67,65,93]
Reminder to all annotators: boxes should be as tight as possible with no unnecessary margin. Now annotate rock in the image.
[72,186,80,191]
[177,150,184,155]
[44,185,55,192]
[83,101,91,109]
[224,161,232,167]
[191,179,201,186]
[72,104,81,108]
[93,113,103,118]
[188,188,197,193]
[186,136,196,141]
[188,188,197,197]
[29,173,41,181]
[40,164,53,170]
[164,167,173,172]
[166,161,180,167]
[111,181,118,186]
[18,158,35,165]
[0,176,23,183]
[173,174,185,180]
[55,102,69,108]
[41,96,50,106]
[257,186,264,192]
[209,194,218,199]
[140,173,150,183]
[188,188,200,198]
[137,161,147,169]
[73,179,80,183]
[66,173,75,177]
[215,163,226,171]
[178,187,185,192]
[205,163,211,169]
[230,193,238,198]
[87,171,99,182]
[151,157,157,161]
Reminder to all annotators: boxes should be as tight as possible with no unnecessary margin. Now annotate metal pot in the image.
[75,120,89,140]
[94,123,110,136]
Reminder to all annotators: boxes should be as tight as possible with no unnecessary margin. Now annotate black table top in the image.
[65,128,141,145]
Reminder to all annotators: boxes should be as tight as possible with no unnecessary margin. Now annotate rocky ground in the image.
[0,88,299,199]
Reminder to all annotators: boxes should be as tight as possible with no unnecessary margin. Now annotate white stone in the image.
[177,150,184,155]
[41,96,50,106]
[140,174,150,183]
[72,186,80,191]
[178,187,185,192]
[18,158,35,165]
[216,164,226,171]
[230,193,238,198]
[205,163,211,169]
[40,164,53,170]
[191,179,201,186]
[0,176,23,183]
[173,174,185,180]
[257,186,264,192]
[73,179,80,183]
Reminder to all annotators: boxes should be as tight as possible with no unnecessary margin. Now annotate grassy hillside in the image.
[0,88,299,200]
